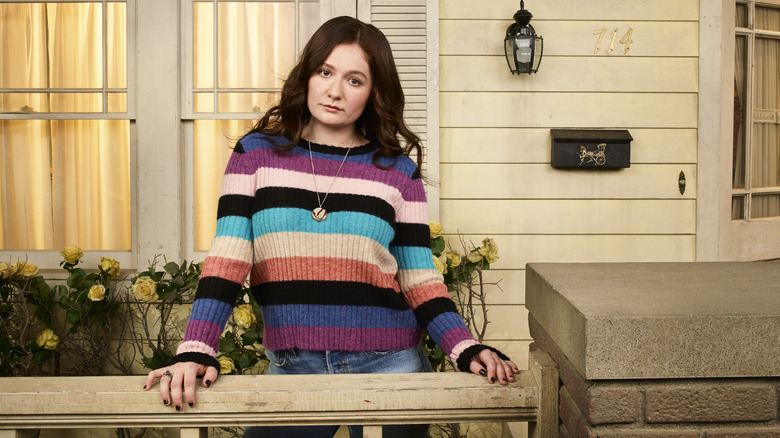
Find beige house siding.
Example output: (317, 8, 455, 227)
(438, 0, 699, 366)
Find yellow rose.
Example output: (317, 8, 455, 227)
(99, 257, 120, 278)
(429, 221, 443, 239)
(467, 249, 483, 264)
(36, 329, 60, 350)
(60, 244, 84, 264)
(0, 261, 12, 279)
(18, 262, 39, 278)
(88, 284, 106, 301)
(478, 238, 499, 263)
(446, 252, 462, 268)
(218, 356, 235, 374)
(432, 254, 446, 275)
(132, 276, 157, 303)
(233, 304, 256, 329)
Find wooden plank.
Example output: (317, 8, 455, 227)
(439, 164, 697, 199)
(452, 234, 696, 269)
(440, 128, 698, 165)
(440, 56, 699, 93)
(0, 373, 540, 429)
(440, 20, 698, 57)
(440, 92, 697, 129)
(439, 199, 697, 234)
(441, 0, 699, 21)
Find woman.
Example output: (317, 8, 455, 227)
(144, 16, 518, 437)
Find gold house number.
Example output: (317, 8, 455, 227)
(594, 27, 634, 54)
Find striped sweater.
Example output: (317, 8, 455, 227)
(174, 133, 482, 370)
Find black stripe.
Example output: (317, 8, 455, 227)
(391, 223, 430, 247)
(233, 141, 245, 154)
(252, 281, 409, 310)
(217, 194, 254, 219)
(253, 187, 395, 225)
(412, 297, 459, 328)
(195, 276, 243, 304)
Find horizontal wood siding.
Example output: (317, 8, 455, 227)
(439, 0, 699, 369)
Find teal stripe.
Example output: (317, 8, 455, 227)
(215, 216, 253, 241)
(253, 208, 395, 247)
(391, 246, 436, 270)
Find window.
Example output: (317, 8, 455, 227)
(733, 0, 780, 220)
(0, 1, 132, 251)
(183, 0, 320, 252)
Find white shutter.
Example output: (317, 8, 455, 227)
(369, 0, 440, 218)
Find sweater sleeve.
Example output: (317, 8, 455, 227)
(390, 168, 488, 370)
(168, 141, 256, 371)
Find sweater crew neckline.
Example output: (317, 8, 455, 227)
(305, 139, 378, 157)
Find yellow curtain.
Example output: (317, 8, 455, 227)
(752, 7, 780, 217)
(0, 3, 130, 250)
(193, 3, 302, 251)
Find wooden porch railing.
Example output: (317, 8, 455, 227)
(0, 351, 558, 438)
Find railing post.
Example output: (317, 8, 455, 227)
(528, 350, 559, 438)
(363, 425, 383, 437)
(180, 427, 207, 438)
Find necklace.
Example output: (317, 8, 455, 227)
(307, 134, 355, 221)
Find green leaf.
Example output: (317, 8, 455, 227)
(66, 308, 81, 324)
(164, 261, 180, 276)
(431, 237, 445, 255)
(241, 331, 259, 346)
(31, 348, 52, 365)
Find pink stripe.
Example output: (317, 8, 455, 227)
(263, 326, 422, 352)
(202, 255, 252, 284)
(262, 168, 402, 205)
(448, 339, 480, 364)
(438, 327, 476, 357)
(404, 282, 448, 309)
(176, 340, 217, 358)
(254, 257, 399, 290)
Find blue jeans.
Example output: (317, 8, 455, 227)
(243, 345, 432, 438)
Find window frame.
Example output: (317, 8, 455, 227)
(0, 0, 137, 270)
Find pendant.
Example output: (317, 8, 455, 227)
(312, 207, 327, 221)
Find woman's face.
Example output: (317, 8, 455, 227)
(307, 43, 373, 138)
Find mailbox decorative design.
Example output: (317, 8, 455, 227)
(551, 129, 632, 169)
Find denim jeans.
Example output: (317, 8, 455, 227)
(243, 345, 432, 438)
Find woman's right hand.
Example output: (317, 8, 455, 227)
(143, 361, 219, 411)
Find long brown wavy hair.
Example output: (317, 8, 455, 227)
(246, 16, 423, 169)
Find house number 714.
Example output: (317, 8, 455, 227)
(593, 27, 633, 54)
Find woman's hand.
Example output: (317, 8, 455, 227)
(143, 361, 219, 410)
(469, 349, 520, 385)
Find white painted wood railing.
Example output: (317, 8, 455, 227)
(0, 351, 558, 438)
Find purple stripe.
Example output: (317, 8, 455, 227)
(438, 327, 474, 357)
(263, 326, 423, 352)
(182, 319, 223, 352)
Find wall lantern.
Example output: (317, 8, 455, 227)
(504, 1, 543, 74)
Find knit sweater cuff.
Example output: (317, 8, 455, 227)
(162, 352, 221, 373)
(455, 345, 511, 372)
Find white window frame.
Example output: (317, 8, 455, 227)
(0, 0, 137, 270)
(697, 0, 780, 261)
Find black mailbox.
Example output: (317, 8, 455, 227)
(550, 129, 632, 169)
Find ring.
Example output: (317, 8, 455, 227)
(162, 370, 173, 379)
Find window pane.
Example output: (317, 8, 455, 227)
(736, 3, 749, 28)
(751, 37, 780, 189)
(751, 194, 780, 218)
(218, 92, 280, 113)
(733, 35, 748, 189)
(107, 92, 127, 113)
(217, 2, 297, 89)
(756, 5, 780, 31)
(194, 1, 215, 89)
(0, 93, 103, 113)
(193, 120, 254, 251)
(107, 2, 127, 89)
(0, 120, 131, 250)
(732, 195, 746, 220)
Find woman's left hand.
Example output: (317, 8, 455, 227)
(470, 349, 520, 385)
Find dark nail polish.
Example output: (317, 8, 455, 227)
(175, 405, 181, 411)
(188, 402, 194, 407)
(143, 385, 147, 390)
(205, 380, 211, 387)
(479, 369, 487, 377)
(489, 377, 494, 384)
